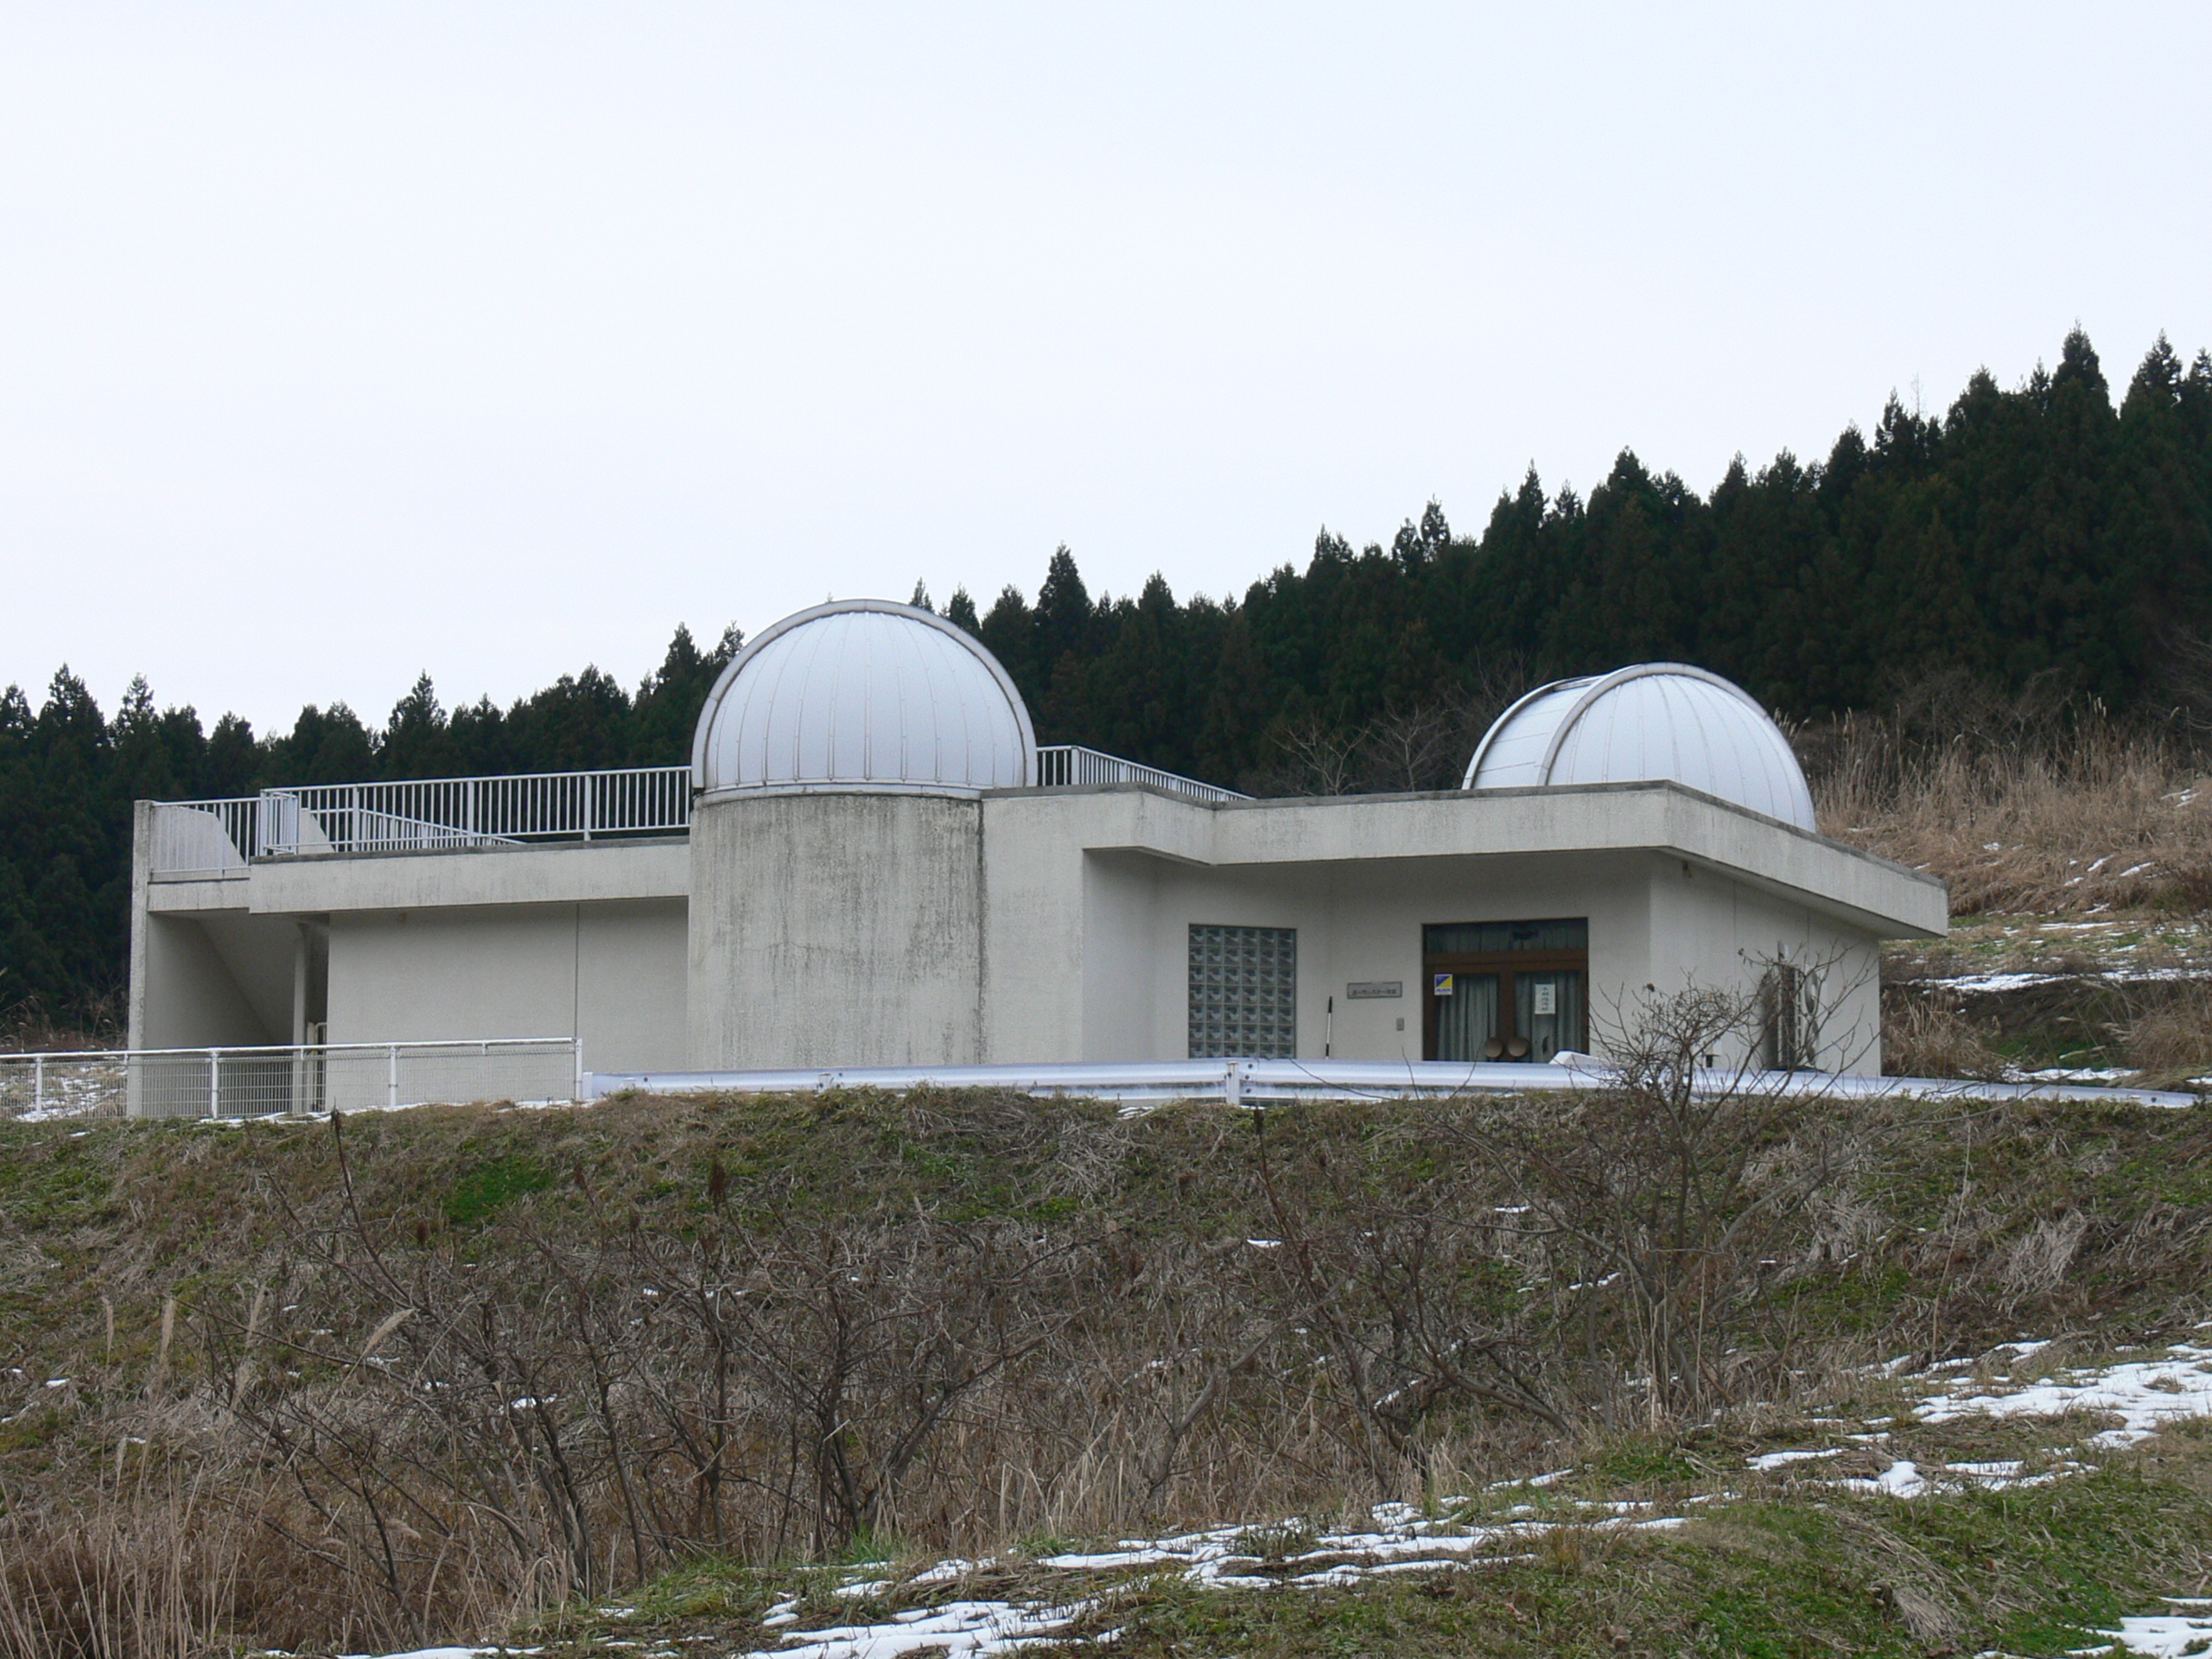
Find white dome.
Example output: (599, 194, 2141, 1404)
(691, 600, 1038, 797)
(1463, 664, 1815, 831)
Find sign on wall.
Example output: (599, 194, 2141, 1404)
(1433, 972, 1454, 997)
(1345, 981, 1402, 1000)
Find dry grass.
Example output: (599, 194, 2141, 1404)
(2117, 981, 2212, 1084)
(1879, 992, 2012, 1080)
(1798, 677, 2212, 915)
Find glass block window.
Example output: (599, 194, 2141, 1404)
(1187, 925, 1298, 1058)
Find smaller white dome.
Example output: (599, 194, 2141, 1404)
(692, 600, 1037, 797)
(1464, 664, 1815, 831)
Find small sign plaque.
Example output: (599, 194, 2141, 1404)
(1532, 981, 1558, 1015)
(1433, 972, 1455, 998)
(1345, 981, 1402, 1000)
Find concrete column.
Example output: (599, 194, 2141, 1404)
(289, 923, 310, 1113)
(688, 791, 984, 1069)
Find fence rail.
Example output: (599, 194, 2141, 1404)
(1034, 745, 1248, 804)
(0, 1039, 582, 1120)
(260, 767, 692, 855)
(149, 767, 693, 874)
(147, 753, 1242, 876)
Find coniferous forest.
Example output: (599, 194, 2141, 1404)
(6, 329, 2212, 1031)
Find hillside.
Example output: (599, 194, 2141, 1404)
(3, 1080, 2209, 1657)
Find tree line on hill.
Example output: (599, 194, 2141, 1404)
(5, 328, 2210, 1032)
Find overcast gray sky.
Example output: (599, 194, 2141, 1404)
(3, 3, 2206, 734)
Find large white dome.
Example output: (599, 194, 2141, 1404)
(1463, 664, 1815, 831)
(691, 600, 1038, 797)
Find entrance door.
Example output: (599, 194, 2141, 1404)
(1421, 918, 1588, 1062)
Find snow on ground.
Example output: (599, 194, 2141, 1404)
(1940, 966, 2204, 996)
(747, 1599, 1099, 1659)
(350, 1332, 2212, 1659)
(2068, 1599, 2212, 1657)
(1918, 1342, 2212, 1450)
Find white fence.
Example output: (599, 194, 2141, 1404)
(148, 753, 1243, 877)
(149, 796, 263, 877)
(1034, 745, 1249, 804)
(1, 1039, 583, 1121)
(150, 767, 693, 874)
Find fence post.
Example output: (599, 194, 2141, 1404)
(209, 1048, 221, 1118)
(388, 1044, 399, 1111)
(32, 1055, 43, 1114)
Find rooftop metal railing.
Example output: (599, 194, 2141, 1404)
(149, 766, 693, 874)
(146, 752, 1242, 875)
(258, 768, 693, 855)
(149, 797, 263, 877)
(1033, 745, 1249, 804)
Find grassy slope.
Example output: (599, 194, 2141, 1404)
(534, 1462, 2212, 1659)
(3, 1091, 2211, 1656)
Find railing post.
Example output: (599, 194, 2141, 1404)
(32, 1055, 43, 1113)
(209, 1048, 220, 1118)
(388, 1044, 399, 1111)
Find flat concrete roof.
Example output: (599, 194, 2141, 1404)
(145, 779, 1945, 939)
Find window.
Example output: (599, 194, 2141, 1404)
(1188, 925, 1297, 1058)
(1423, 918, 1587, 1063)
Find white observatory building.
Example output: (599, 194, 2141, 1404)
(129, 599, 1945, 1096)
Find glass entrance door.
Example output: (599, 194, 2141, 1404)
(1421, 918, 1589, 1062)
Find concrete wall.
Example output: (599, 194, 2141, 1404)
(1059, 847, 1651, 1064)
(136, 914, 284, 1049)
(689, 791, 984, 1069)
(1645, 858, 1883, 1070)
(327, 898, 687, 1072)
(250, 837, 690, 914)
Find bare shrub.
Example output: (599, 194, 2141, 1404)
(1448, 977, 1882, 1427)
(1245, 1107, 1567, 1486)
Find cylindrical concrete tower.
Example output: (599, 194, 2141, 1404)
(685, 599, 1038, 1070)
